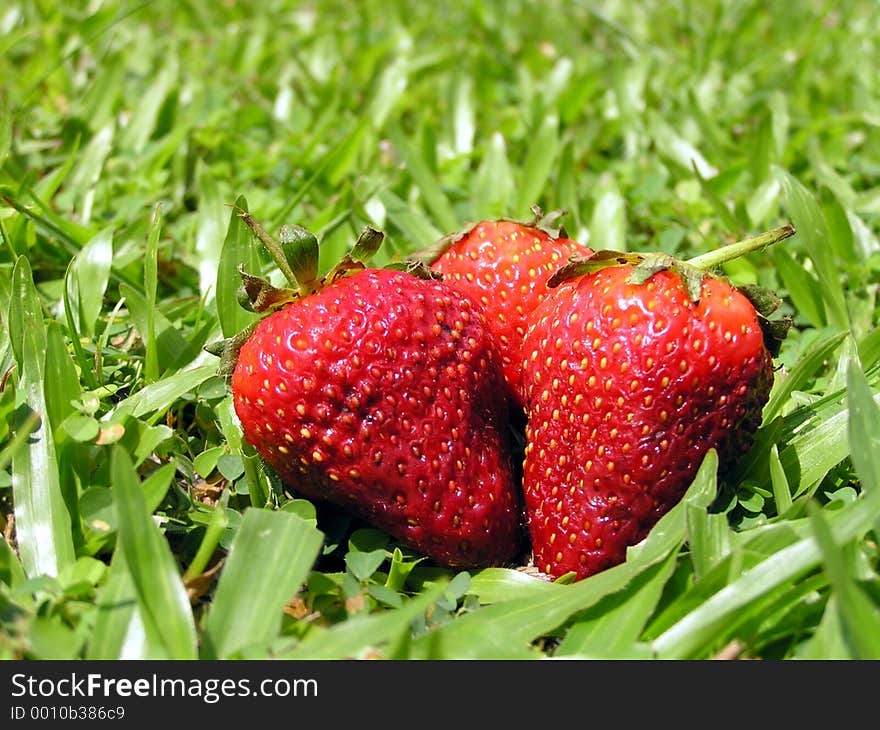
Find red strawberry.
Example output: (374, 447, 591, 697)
(229, 258, 522, 568)
(426, 213, 591, 408)
(520, 230, 794, 580)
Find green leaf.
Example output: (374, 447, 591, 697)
(450, 74, 475, 156)
(203, 508, 324, 659)
(182, 506, 228, 582)
(111, 417, 172, 468)
(781, 390, 879, 499)
(118, 61, 176, 153)
(0, 98, 10, 167)
(8, 256, 47, 372)
(26, 616, 83, 659)
(280, 499, 317, 526)
(67, 123, 115, 209)
(111, 447, 197, 659)
(650, 113, 716, 179)
(346, 549, 388, 582)
(44, 322, 82, 432)
(80, 487, 115, 533)
(280, 580, 446, 660)
(349, 226, 384, 264)
(61, 414, 100, 443)
(216, 196, 260, 338)
(193, 446, 225, 478)
(466, 568, 563, 604)
(142, 463, 175, 514)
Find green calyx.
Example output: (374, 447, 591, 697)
(205, 212, 387, 376)
(205, 209, 440, 376)
(548, 225, 796, 301)
(546, 224, 797, 355)
(524, 204, 570, 240)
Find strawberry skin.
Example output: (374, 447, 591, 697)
(521, 266, 773, 580)
(231, 267, 522, 568)
(431, 220, 590, 407)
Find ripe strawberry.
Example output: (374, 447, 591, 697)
(520, 230, 794, 580)
(222, 221, 522, 569)
(425, 212, 591, 408)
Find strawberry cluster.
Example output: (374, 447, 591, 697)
(212, 208, 793, 582)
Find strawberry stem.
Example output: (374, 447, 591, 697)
(685, 225, 796, 271)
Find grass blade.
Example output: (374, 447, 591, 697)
(775, 167, 849, 330)
(652, 486, 880, 658)
(555, 552, 678, 657)
(378, 189, 443, 249)
(118, 62, 176, 153)
(771, 247, 826, 329)
(87, 552, 158, 660)
(111, 447, 197, 659)
(846, 359, 880, 494)
(0, 537, 25, 588)
(194, 161, 227, 303)
(685, 452, 730, 581)
(472, 132, 513, 219)
(467, 568, 563, 604)
(216, 196, 260, 338)
(769, 444, 793, 516)
(514, 113, 560, 215)
(71, 227, 113, 337)
(203, 508, 324, 659)
(143, 208, 162, 382)
(794, 595, 850, 659)
(10, 257, 75, 578)
(112, 364, 216, 421)
(119, 283, 194, 375)
(763, 330, 847, 422)
(808, 502, 880, 659)
(782, 392, 880, 499)
(589, 174, 627, 251)
(388, 124, 459, 233)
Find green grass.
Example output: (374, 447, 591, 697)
(1, 0, 879, 660)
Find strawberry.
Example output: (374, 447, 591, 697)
(520, 228, 795, 580)
(423, 211, 591, 408)
(214, 214, 522, 568)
